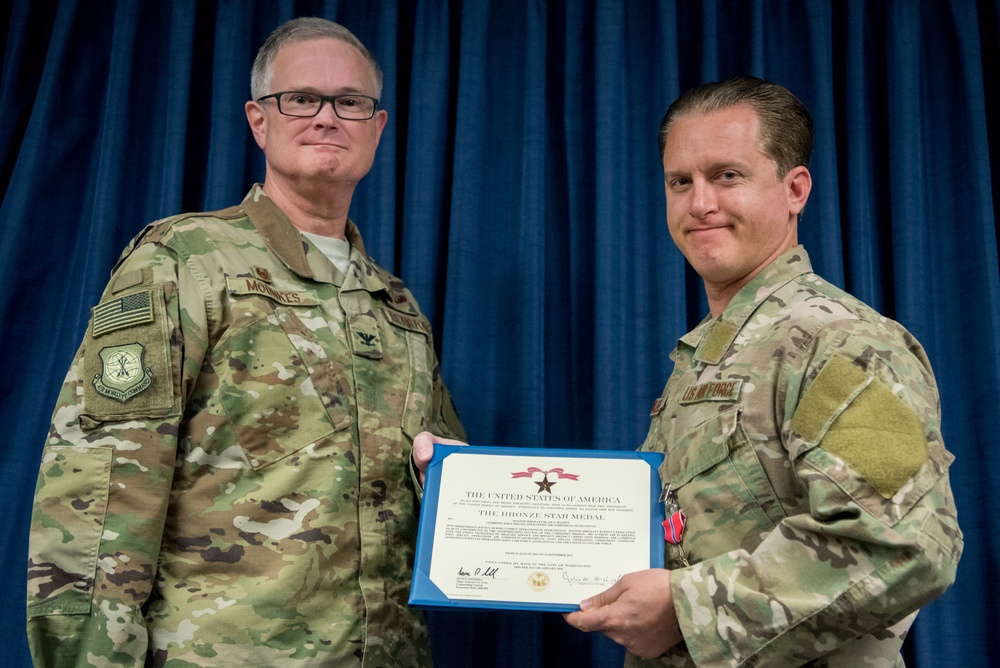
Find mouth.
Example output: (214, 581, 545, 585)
(687, 224, 731, 236)
(303, 137, 349, 148)
(307, 142, 348, 149)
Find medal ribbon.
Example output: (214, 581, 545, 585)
(662, 510, 686, 544)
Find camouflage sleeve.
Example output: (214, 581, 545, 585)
(26, 241, 207, 667)
(672, 321, 962, 666)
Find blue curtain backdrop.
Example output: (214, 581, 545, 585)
(1, 0, 997, 666)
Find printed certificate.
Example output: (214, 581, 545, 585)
(408, 446, 665, 612)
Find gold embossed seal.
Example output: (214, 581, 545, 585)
(527, 572, 550, 592)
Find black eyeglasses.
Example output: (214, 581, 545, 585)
(256, 91, 379, 120)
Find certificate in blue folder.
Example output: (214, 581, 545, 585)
(408, 445, 666, 612)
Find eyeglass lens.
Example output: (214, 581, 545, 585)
(277, 92, 375, 119)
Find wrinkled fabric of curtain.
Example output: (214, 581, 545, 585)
(1, 1, 996, 666)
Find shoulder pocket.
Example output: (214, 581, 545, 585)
(792, 354, 939, 524)
(83, 285, 178, 420)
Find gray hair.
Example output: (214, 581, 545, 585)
(250, 17, 383, 101)
(657, 76, 813, 178)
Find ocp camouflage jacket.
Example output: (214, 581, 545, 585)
(634, 247, 961, 667)
(27, 185, 465, 667)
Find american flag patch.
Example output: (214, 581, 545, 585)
(92, 289, 154, 337)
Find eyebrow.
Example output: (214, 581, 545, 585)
(280, 86, 369, 95)
(705, 160, 748, 173)
(664, 160, 749, 180)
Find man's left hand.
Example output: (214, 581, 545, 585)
(563, 569, 683, 659)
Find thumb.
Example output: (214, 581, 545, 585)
(579, 579, 625, 612)
(413, 441, 433, 466)
(411, 432, 436, 470)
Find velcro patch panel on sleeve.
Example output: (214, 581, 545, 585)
(84, 284, 174, 416)
(792, 355, 927, 498)
(792, 355, 871, 444)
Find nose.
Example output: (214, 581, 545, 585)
(312, 99, 342, 128)
(688, 179, 717, 219)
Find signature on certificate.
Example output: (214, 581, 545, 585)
(457, 566, 500, 578)
(562, 571, 620, 586)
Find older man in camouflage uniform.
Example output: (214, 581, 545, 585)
(565, 76, 962, 666)
(26, 17, 464, 668)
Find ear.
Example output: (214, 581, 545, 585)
(245, 100, 267, 150)
(372, 109, 388, 147)
(786, 165, 812, 217)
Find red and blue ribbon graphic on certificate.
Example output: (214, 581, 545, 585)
(511, 467, 580, 494)
(510, 467, 580, 481)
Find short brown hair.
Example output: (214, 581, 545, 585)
(657, 76, 813, 177)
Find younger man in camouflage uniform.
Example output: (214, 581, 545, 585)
(27, 18, 463, 667)
(565, 76, 962, 666)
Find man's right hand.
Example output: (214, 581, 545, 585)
(563, 568, 682, 659)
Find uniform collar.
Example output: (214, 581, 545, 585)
(680, 246, 813, 364)
(240, 184, 389, 294)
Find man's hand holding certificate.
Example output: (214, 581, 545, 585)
(409, 445, 665, 612)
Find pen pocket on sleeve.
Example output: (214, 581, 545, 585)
(27, 445, 113, 616)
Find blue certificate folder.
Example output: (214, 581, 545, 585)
(408, 445, 665, 613)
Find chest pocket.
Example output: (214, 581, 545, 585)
(210, 297, 349, 469)
(666, 405, 783, 563)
